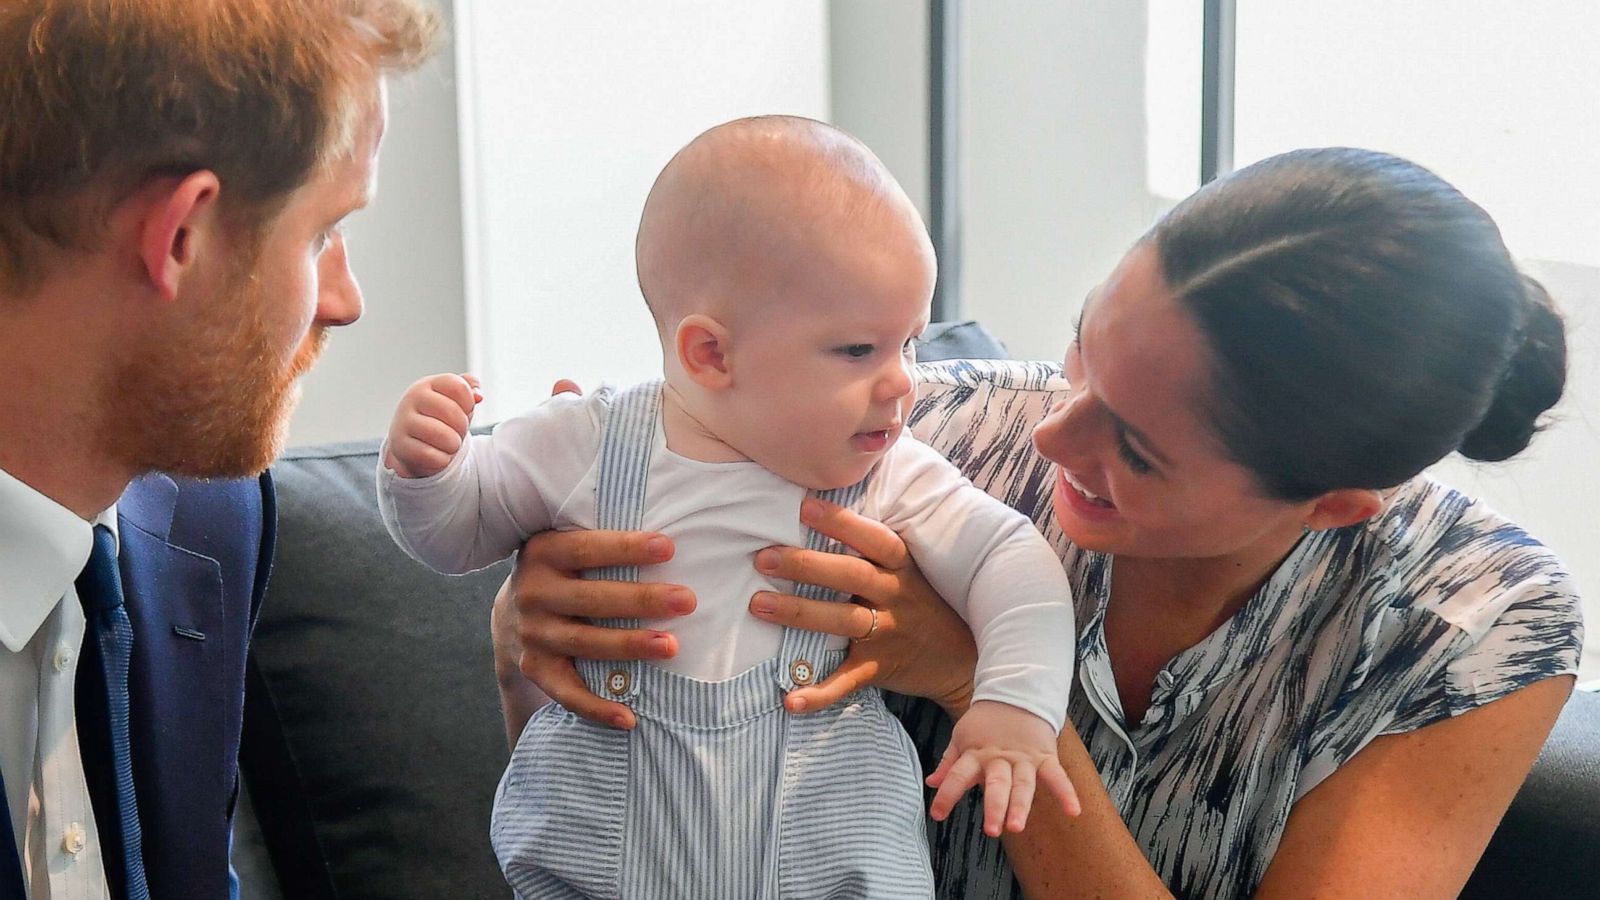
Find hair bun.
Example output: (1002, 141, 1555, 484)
(1457, 275, 1568, 461)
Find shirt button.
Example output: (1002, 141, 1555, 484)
(62, 822, 86, 855)
(790, 659, 815, 685)
(53, 642, 74, 672)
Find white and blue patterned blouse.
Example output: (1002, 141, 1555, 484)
(894, 359, 1585, 900)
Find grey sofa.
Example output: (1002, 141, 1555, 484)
(239, 322, 1599, 899)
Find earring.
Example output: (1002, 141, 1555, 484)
(1301, 523, 1312, 535)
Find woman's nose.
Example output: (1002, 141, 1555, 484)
(1032, 393, 1097, 462)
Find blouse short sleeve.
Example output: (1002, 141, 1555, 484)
(1383, 525, 1584, 734)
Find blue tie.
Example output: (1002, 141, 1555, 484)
(75, 524, 151, 900)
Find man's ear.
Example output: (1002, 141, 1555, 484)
(137, 171, 223, 302)
(1304, 487, 1385, 531)
(675, 313, 733, 390)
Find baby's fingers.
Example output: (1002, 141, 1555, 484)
(1004, 762, 1038, 834)
(429, 372, 481, 417)
(1039, 756, 1082, 818)
(926, 736, 961, 789)
(982, 758, 1014, 837)
(927, 752, 983, 822)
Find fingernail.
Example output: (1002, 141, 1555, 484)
(645, 536, 672, 561)
(750, 592, 776, 614)
(610, 713, 630, 729)
(789, 695, 807, 712)
(754, 548, 779, 573)
(649, 634, 673, 656)
(799, 499, 821, 524)
(666, 589, 694, 614)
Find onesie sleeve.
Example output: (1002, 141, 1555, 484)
(870, 436, 1076, 732)
(376, 391, 603, 575)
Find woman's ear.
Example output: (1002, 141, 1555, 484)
(676, 313, 734, 390)
(1304, 488, 1385, 531)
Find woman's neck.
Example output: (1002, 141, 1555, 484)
(1103, 523, 1307, 725)
(1113, 522, 1306, 630)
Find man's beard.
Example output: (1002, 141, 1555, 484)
(103, 259, 327, 479)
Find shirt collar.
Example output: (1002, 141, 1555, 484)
(0, 465, 118, 652)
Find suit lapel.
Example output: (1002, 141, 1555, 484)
(111, 476, 228, 876)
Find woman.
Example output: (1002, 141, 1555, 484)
(496, 148, 1582, 897)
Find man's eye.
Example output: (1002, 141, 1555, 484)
(315, 224, 345, 254)
(838, 344, 874, 359)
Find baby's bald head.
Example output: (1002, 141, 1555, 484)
(636, 116, 929, 333)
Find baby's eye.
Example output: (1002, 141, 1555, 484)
(837, 344, 874, 359)
(901, 336, 916, 354)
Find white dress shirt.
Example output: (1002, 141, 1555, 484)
(0, 465, 113, 899)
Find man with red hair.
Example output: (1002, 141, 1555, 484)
(0, 2, 439, 896)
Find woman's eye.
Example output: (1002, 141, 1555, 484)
(1116, 432, 1154, 475)
(838, 344, 874, 359)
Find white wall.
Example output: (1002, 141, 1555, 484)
(288, 0, 468, 447)
(455, 1, 830, 422)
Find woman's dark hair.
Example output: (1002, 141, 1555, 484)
(1150, 148, 1566, 501)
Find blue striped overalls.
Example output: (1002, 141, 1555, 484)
(490, 381, 935, 899)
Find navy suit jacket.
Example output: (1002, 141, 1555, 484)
(0, 473, 276, 899)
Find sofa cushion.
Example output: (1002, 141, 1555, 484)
(243, 438, 514, 899)
(1460, 687, 1600, 899)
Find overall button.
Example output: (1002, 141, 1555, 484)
(53, 642, 74, 672)
(790, 659, 815, 685)
(62, 822, 86, 855)
(605, 669, 631, 696)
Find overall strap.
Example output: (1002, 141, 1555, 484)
(773, 477, 872, 692)
(0, 761, 23, 895)
(574, 379, 663, 706)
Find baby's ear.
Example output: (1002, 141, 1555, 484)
(676, 314, 733, 390)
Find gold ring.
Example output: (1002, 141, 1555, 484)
(857, 606, 879, 642)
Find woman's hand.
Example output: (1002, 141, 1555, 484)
(746, 497, 978, 717)
(500, 528, 696, 730)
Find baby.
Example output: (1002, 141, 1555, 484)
(378, 116, 1076, 899)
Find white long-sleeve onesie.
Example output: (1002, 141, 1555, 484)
(378, 389, 1074, 730)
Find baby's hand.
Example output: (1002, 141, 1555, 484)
(384, 373, 484, 478)
(925, 700, 1079, 836)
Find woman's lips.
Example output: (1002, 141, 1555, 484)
(1057, 467, 1119, 519)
